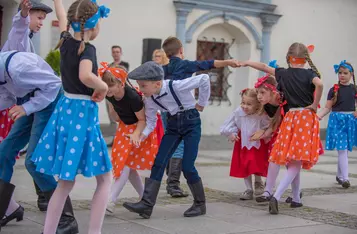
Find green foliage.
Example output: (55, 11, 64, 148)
(45, 50, 61, 76)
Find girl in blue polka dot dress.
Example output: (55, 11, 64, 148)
(318, 61, 357, 189)
(31, 0, 112, 233)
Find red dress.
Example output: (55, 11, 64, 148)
(230, 133, 269, 178)
(0, 109, 13, 142)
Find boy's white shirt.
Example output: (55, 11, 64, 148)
(142, 74, 211, 137)
(2, 11, 35, 53)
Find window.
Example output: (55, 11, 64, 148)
(196, 40, 232, 103)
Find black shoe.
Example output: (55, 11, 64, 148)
(256, 191, 271, 203)
(290, 201, 303, 208)
(336, 176, 343, 185)
(43, 191, 79, 234)
(342, 180, 351, 189)
(1, 205, 24, 227)
(123, 178, 161, 219)
(285, 191, 303, 203)
(269, 197, 279, 214)
(183, 179, 206, 217)
(0, 180, 16, 232)
(34, 181, 48, 212)
(166, 158, 189, 198)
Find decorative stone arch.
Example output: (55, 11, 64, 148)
(173, 0, 282, 64)
(186, 11, 263, 50)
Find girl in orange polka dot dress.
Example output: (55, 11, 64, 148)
(98, 63, 159, 213)
(240, 42, 324, 214)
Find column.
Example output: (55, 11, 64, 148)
(175, 8, 191, 48)
(259, 13, 280, 65)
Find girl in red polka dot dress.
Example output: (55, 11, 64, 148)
(240, 42, 324, 214)
(99, 63, 159, 213)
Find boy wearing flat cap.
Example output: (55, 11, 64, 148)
(123, 61, 210, 219)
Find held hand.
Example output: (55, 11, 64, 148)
(125, 133, 141, 147)
(305, 103, 318, 113)
(317, 114, 323, 121)
(227, 59, 241, 68)
(353, 111, 357, 118)
(228, 133, 239, 143)
(91, 85, 108, 102)
(250, 129, 266, 141)
(9, 105, 26, 121)
(20, 0, 32, 18)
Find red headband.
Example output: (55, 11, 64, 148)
(254, 75, 277, 92)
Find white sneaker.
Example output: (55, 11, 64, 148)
(106, 201, 116, 213)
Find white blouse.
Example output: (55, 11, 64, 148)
(220, 107, 270, 150)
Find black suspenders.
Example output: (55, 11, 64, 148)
(151, 80, 184, 113)
(0, 51, 19, 85)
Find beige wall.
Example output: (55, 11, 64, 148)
(270, 0, 357, 127)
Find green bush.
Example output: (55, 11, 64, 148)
(45, 50, 61, 76)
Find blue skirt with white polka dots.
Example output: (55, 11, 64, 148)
(325, 112, 357, 152)
(32, 93, 112, 181)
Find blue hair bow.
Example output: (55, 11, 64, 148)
(71, 1, 110, 33)
(334, 60, 353, 73)
(268, 60, 278, 68)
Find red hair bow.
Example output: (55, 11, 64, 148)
(254, 75, 277, 92)
(333, 84, 339, 93)
(98, 62, 128, 84)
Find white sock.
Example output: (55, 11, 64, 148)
(254, 175, 263, 184)
(110, 166, 130, 203)
(43, 180, 75, 234)
(88, 173, 112, 234)
(263, 162, 280, 197)
(338, 150, 349, 181)
(273, 161, 302, 201)
(5, 196, 20, 216)
(128, 169, 144, 199)
(244, 176, 253, 190)
(291, 170, 301, 203)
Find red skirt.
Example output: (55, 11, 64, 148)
(230, 137, 269, 178)
(0, 109, 13, 142)
(155, 113, 164, 146)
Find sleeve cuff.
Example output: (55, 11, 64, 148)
(21, 102, 34, 116)
(142, 127, 152, 138)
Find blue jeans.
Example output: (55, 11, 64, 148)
(150, 109, 201, 184)
(161, 112, 184, 159)
(0, 91, 62, 192)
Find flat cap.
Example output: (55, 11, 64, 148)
(19, 0, 53, 14)
(128, 61, 164, 81)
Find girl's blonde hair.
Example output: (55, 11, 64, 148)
(152, 49, 169, 65)
(241, 88, 262, 114)
(55, 0, 98, 55)
(286, 42, 321, 78)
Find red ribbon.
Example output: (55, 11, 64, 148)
(280, 100, 287, 116)
(254, 75, 277, 92)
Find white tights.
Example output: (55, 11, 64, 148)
(273, 161, 302, 203)
(110, 166, 144, 203)
(337, 150, 349, 181)
(43, 172, 112, 234)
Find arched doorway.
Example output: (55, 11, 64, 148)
(185, 21, 254, 135)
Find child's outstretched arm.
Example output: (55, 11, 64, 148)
(214, 59, 240, 68)
(126, 108, 147, 147)
(241, 61, 275, 76)
(317, 101, 332, 120)
(5, 0, 31, 50)
(53, 0, 67, 32)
